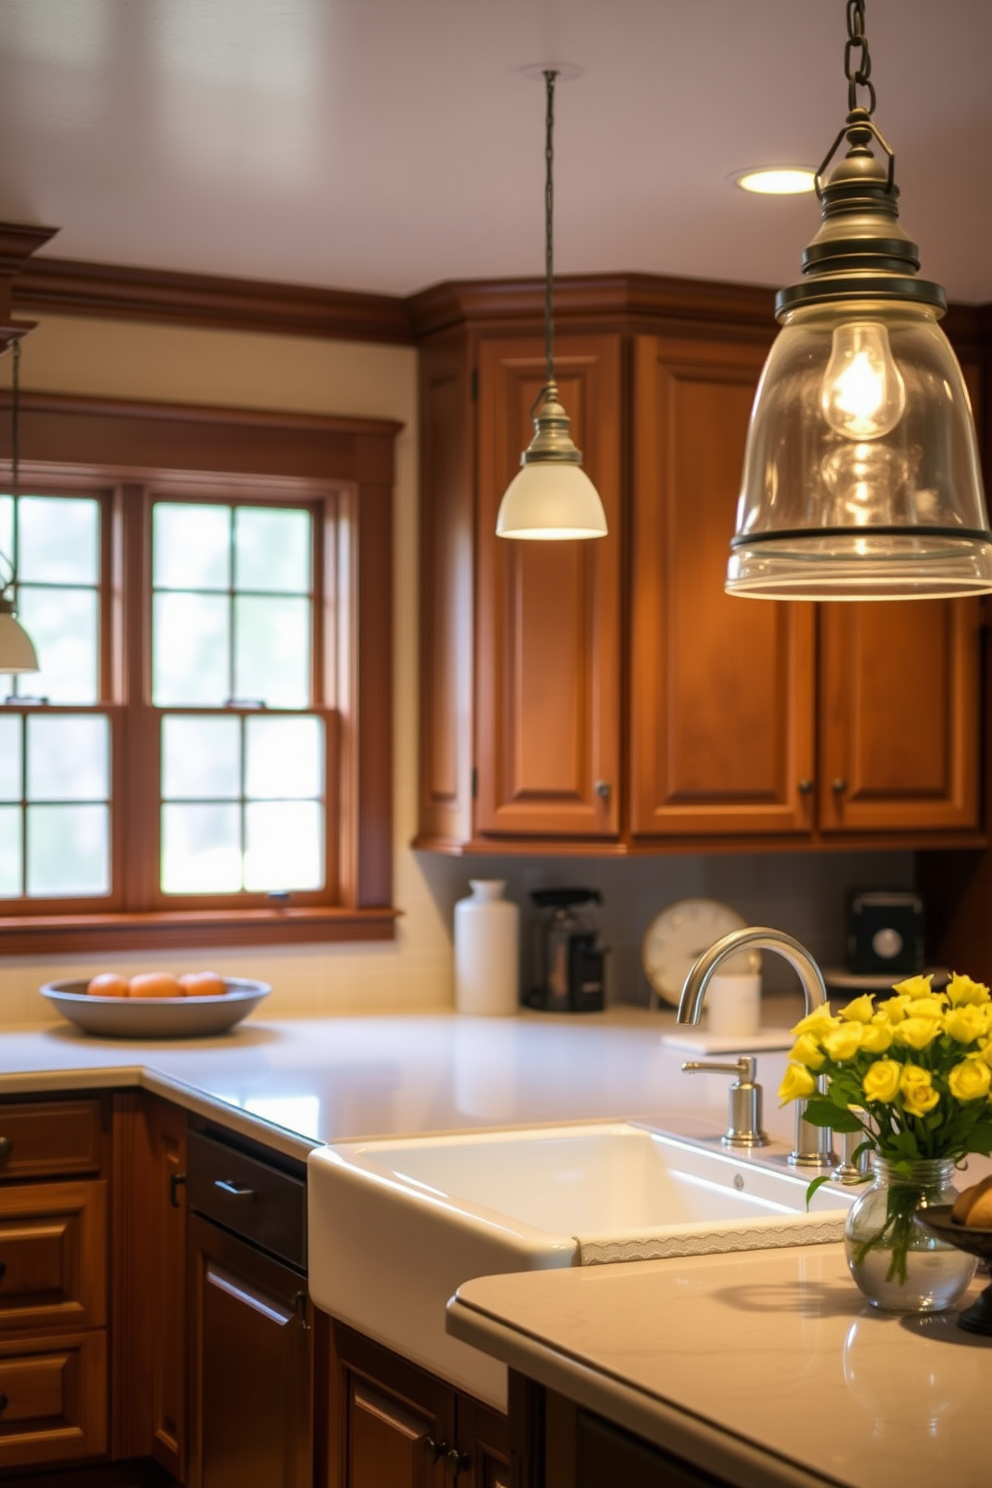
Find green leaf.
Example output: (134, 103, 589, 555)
(800, 1098, 838, 1128)
(805, 1175, 834, 1209)
(803, 1100, 864, 1133)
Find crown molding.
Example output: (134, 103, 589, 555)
(16, 253, 415, 345)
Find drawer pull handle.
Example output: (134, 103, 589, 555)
(214, 1179, 255, 1200)
(0, 1261, 6, 1283)
(0, 1136, 10, 1167)
(0, 1393, 7, 1416)
(170, 1172, 186, 1209)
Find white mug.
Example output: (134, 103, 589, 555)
(705, 972, 762, 1038)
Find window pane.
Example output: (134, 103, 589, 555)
(27, 715, 109, 802)
(153, 503, 230, 590)
(245, 801, 323, 891)
(246, 716, 322, 800)
(161, 802, 241, 893)
(235, 596, 310, 708)
(162, 715, 240, 799)
(235, 507, 311, 593)
(19, 497, 100, 585)
(18, 587, 99, 703)
(0, 715, 21, 799)
(153, 592, 229, 705)
(0, 804, 21, 896)
(27, 803, 109, 895)
(0, 495, 11, 566)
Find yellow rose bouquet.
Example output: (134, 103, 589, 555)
(779, 972, 992, 1294)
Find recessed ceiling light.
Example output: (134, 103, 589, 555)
(730, 167, 817, 196)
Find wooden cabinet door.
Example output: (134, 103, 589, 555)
(474, 333, 622, 839)
(330, 1324, 450, 1488)
(818, 599, 981, 834)
(111, 1092, 187, 1480)
(456, 1391, 511, 1488)
(629, 335, 816, 838)
(188, 1214, 311, 1488)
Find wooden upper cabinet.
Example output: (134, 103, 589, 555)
(418, 332, 475, 848)
(817, 599, 981, 834)
(474, 333, 623, 839)
(629, 335, 816, 838)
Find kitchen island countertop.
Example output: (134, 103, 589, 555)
(448, 1242, 992, 1488)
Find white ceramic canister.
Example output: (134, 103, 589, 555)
(453, 879, 520, 1016)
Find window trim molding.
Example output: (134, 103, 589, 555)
(0, 391, 398, 955)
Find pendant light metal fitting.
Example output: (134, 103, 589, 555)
(777, 2, 942, 316)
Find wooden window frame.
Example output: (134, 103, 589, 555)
(0, 390, 399, 955)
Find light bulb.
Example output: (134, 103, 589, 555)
(820, 321, 906, 440)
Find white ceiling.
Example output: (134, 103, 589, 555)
(1, 0, 991, 305)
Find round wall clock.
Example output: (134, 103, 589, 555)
(641, 897, 752, 1007)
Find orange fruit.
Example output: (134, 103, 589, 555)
(129, 972, 184, 999)
(87, 973, 130, 998)
(179, 972, 228, 998)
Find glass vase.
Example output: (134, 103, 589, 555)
(844, 1156, 976, 1312)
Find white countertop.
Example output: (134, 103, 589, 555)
(448, 1244, 992, 1488)
(0, 1005, 805, 1160)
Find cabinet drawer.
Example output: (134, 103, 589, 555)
(0, 1180, 107, 1333)
(187, 1131, 306, 1270)
(0, 1329, 107, 1470)
(0, 1100, 105, 1182)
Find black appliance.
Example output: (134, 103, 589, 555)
(525, 887, 606, 1013)
(846, 890, 925, 976)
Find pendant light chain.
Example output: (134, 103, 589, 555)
(844, 0, 876, 117)
(9, 340, 20, 588)
(543, 68, 557, 390)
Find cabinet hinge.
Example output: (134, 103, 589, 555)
(470, 368, 478, 401)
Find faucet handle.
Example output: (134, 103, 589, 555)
(681, 1057, 768, 1148)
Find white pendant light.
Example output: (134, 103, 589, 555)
(0, 340, 40, 674)
(495, 70, 608, 541)
(728, 0, 992, 600)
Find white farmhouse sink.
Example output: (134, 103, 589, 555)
(307, 1122, 853, 1408)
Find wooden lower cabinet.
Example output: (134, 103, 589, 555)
(329, 1323, 510, 1488)
(187, 1197, 311, 1488)
(0, 1096, 111, 1473)
(527, 1382, 739, 1488)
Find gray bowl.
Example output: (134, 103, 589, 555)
(40, 977, 271, 1039)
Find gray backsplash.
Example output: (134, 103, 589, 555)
(417, 849, 917, 1006)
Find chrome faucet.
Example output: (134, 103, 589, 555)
(677, 926, 836, 1167)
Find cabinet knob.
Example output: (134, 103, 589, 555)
(594, 780, 611, 800)
(169, 1172, 186, 1209)
(0, 1393, 7, 1416)
(423, 1435, 445, 1464)
(798, 779, 814, 795)
(445, 1446, 471, 1479)
(832, 778, 848, 794)
(0, 1136, 10, 1167)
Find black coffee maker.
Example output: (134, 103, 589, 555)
(525, 888, 606, 1013)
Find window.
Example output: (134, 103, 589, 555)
(0, 393, 397, 954)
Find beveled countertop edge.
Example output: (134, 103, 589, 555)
(0, 1054, 320, 1163)
(446, 1294, 844, 1488)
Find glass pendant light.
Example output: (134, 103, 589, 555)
(728, 0, 992, 600)
(0, 341, 40, 674)
(495, 70, 608, 540)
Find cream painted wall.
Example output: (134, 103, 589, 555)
(0, 315, 917, 1026)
